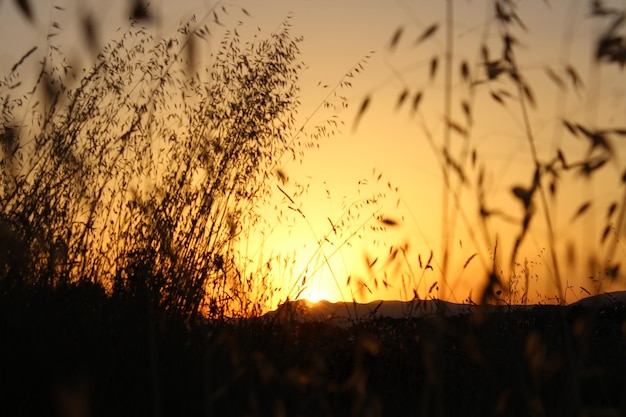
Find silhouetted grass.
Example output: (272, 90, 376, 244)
(354, 0, 626, 306)
(0, 7, 312, 319)
(2, 1, 626, 417)
(2, 281, 625, 417)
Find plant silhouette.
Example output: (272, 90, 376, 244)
(0, 9, 307, 319)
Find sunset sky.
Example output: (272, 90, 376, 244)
(2, 0, 625, 306)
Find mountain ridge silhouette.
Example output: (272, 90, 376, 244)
(265, 291, 626, 326)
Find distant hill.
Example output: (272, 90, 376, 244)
(265, 291, 626, 326)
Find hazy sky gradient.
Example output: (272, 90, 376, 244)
(2, 0, 625, 305)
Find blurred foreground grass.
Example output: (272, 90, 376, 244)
(1, 282, 625, 417)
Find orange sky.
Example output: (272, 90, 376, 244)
(1, 0, 625, 307)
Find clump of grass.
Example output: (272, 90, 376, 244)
(0, 7, 314, 319)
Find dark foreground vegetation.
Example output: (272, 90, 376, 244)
(1, 1, 626, 416)
(2, 283, 625, 417)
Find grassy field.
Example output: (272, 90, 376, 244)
(1, 2, 626, 416)
(2, 283, 625, 417)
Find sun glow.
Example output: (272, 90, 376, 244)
(300, 285, 332, 304)
(289, 250, 350, 304)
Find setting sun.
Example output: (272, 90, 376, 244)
(2, 1, 626, 416)
(300, 282, 333, 304)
